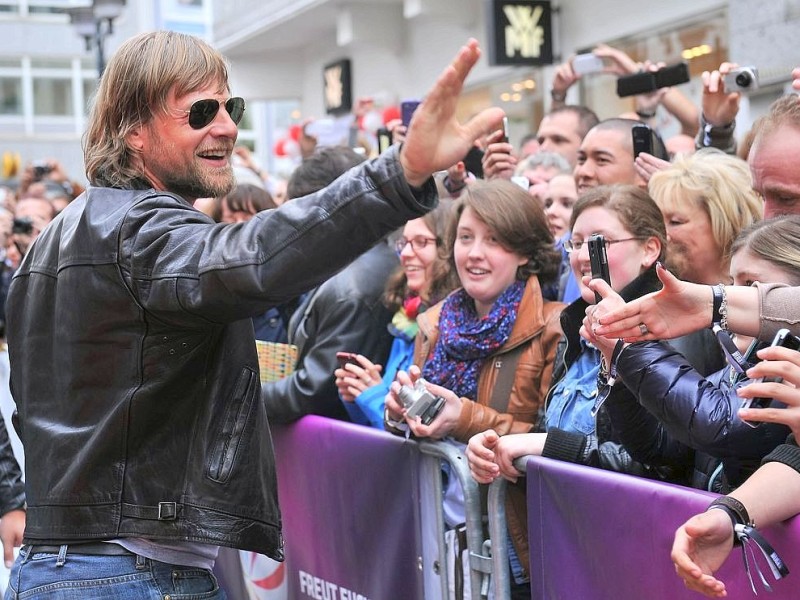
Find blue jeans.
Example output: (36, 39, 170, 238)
(5, 546, 225, 599)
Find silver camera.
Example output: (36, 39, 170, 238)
(723, 67, 759, 92)
(397, 378, 445, 425)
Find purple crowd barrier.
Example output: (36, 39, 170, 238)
(270, 416, 425, 599)
(525, 455, 800, 600)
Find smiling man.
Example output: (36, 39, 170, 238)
(574, 118, 645, 196)
(4, 31, 503, 598)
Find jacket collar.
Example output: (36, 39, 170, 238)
(417, 276, 553, 353)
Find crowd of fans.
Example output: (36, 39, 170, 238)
(3, 40, 800, 598)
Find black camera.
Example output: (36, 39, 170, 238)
(31, 161, 52, 181)
(12, 217, 33, 235)
(723, 67, 759, 92)
(397, 379, 445, 426)
(616, 62, 690, 97)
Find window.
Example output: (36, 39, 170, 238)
(33, 76, 72, 116)
(0, 77, 22, 115)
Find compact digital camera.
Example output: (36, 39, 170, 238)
(397, 379, 445, 425)
(723, 67, 759, 92)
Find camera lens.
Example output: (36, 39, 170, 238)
(735, 72, 752, 87)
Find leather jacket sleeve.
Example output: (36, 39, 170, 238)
(119, 146, 437, 324)
(615, 341, 790, 461)
(0, 413, 24, 516)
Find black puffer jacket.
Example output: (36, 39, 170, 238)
(609, 341, 791, 490)
(6, 147, 436, 557)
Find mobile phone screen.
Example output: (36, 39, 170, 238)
(336, 352, 358, 369)
(587, 234, 611, 304)
(632, 124, 654, 158)
(401, 100, 420, 128)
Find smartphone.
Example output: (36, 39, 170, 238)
(741, 329, 800, 423)
(336, 351, 359, 369)
(462, 146, 485, 179)
(573, 53, 605, 76)
(401, 100, 421, 128)
(723, 66, 759, 92)
(376, 128, 392, 153)
(632, 124, 655, 158)
(501, 116, 509, 143)
(587, 234, 611, 304)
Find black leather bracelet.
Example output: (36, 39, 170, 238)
(707, 496, 752, 546)
(708, 495, 751, 525)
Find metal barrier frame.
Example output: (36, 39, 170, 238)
(418, 440, 493, 600)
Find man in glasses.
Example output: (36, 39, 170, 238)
(3, 30, 503, 597)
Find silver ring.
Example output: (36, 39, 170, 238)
(639, 323, 649, 336)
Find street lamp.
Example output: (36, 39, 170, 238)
(65, 0, 127, 77)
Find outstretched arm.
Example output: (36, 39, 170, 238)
(672, 460, 800, 597)
(591, 264, 762, 342)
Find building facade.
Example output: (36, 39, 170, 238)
(213, 0, 800, 165)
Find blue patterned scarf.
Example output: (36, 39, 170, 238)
(422, 280, 525, 399)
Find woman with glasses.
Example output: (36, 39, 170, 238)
(581, 217, 800, 494)
(468, 185, 702, 487)
(334, 204, 458, 429)
(384, 179, 564, 597)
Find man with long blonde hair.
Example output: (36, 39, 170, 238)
(4, 30, 502, 597)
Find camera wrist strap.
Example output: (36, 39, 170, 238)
(735, 523, 790, 594)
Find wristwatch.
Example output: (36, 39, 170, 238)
(550, 88, 566, 102)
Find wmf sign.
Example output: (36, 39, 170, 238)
(323, 58, 352, 115)
(487, 0, 553, 66)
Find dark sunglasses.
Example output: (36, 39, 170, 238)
(184, 97, 245, 129)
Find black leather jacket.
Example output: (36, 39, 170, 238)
(263, 241, 396, 423)
(0, 413, 23, 517)
(5, 148, 436, 557)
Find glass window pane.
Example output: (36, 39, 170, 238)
(33, 78, 73, 116)
(30, 58, 70, 70)
(0, 77, 22, 115)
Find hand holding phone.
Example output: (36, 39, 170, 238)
(572, 53, 605, 76)
(587, 234, 611, 304)
(741, 328, 800, 426)
(336, 351, 359, 369)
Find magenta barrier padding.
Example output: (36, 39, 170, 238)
(525, 455, 800, 600)
(271, 416, 424, 599)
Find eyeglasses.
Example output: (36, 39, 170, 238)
(395, 236, 437, 255)
(182, 97, 246, 129)
(563, 236, 645, 254)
